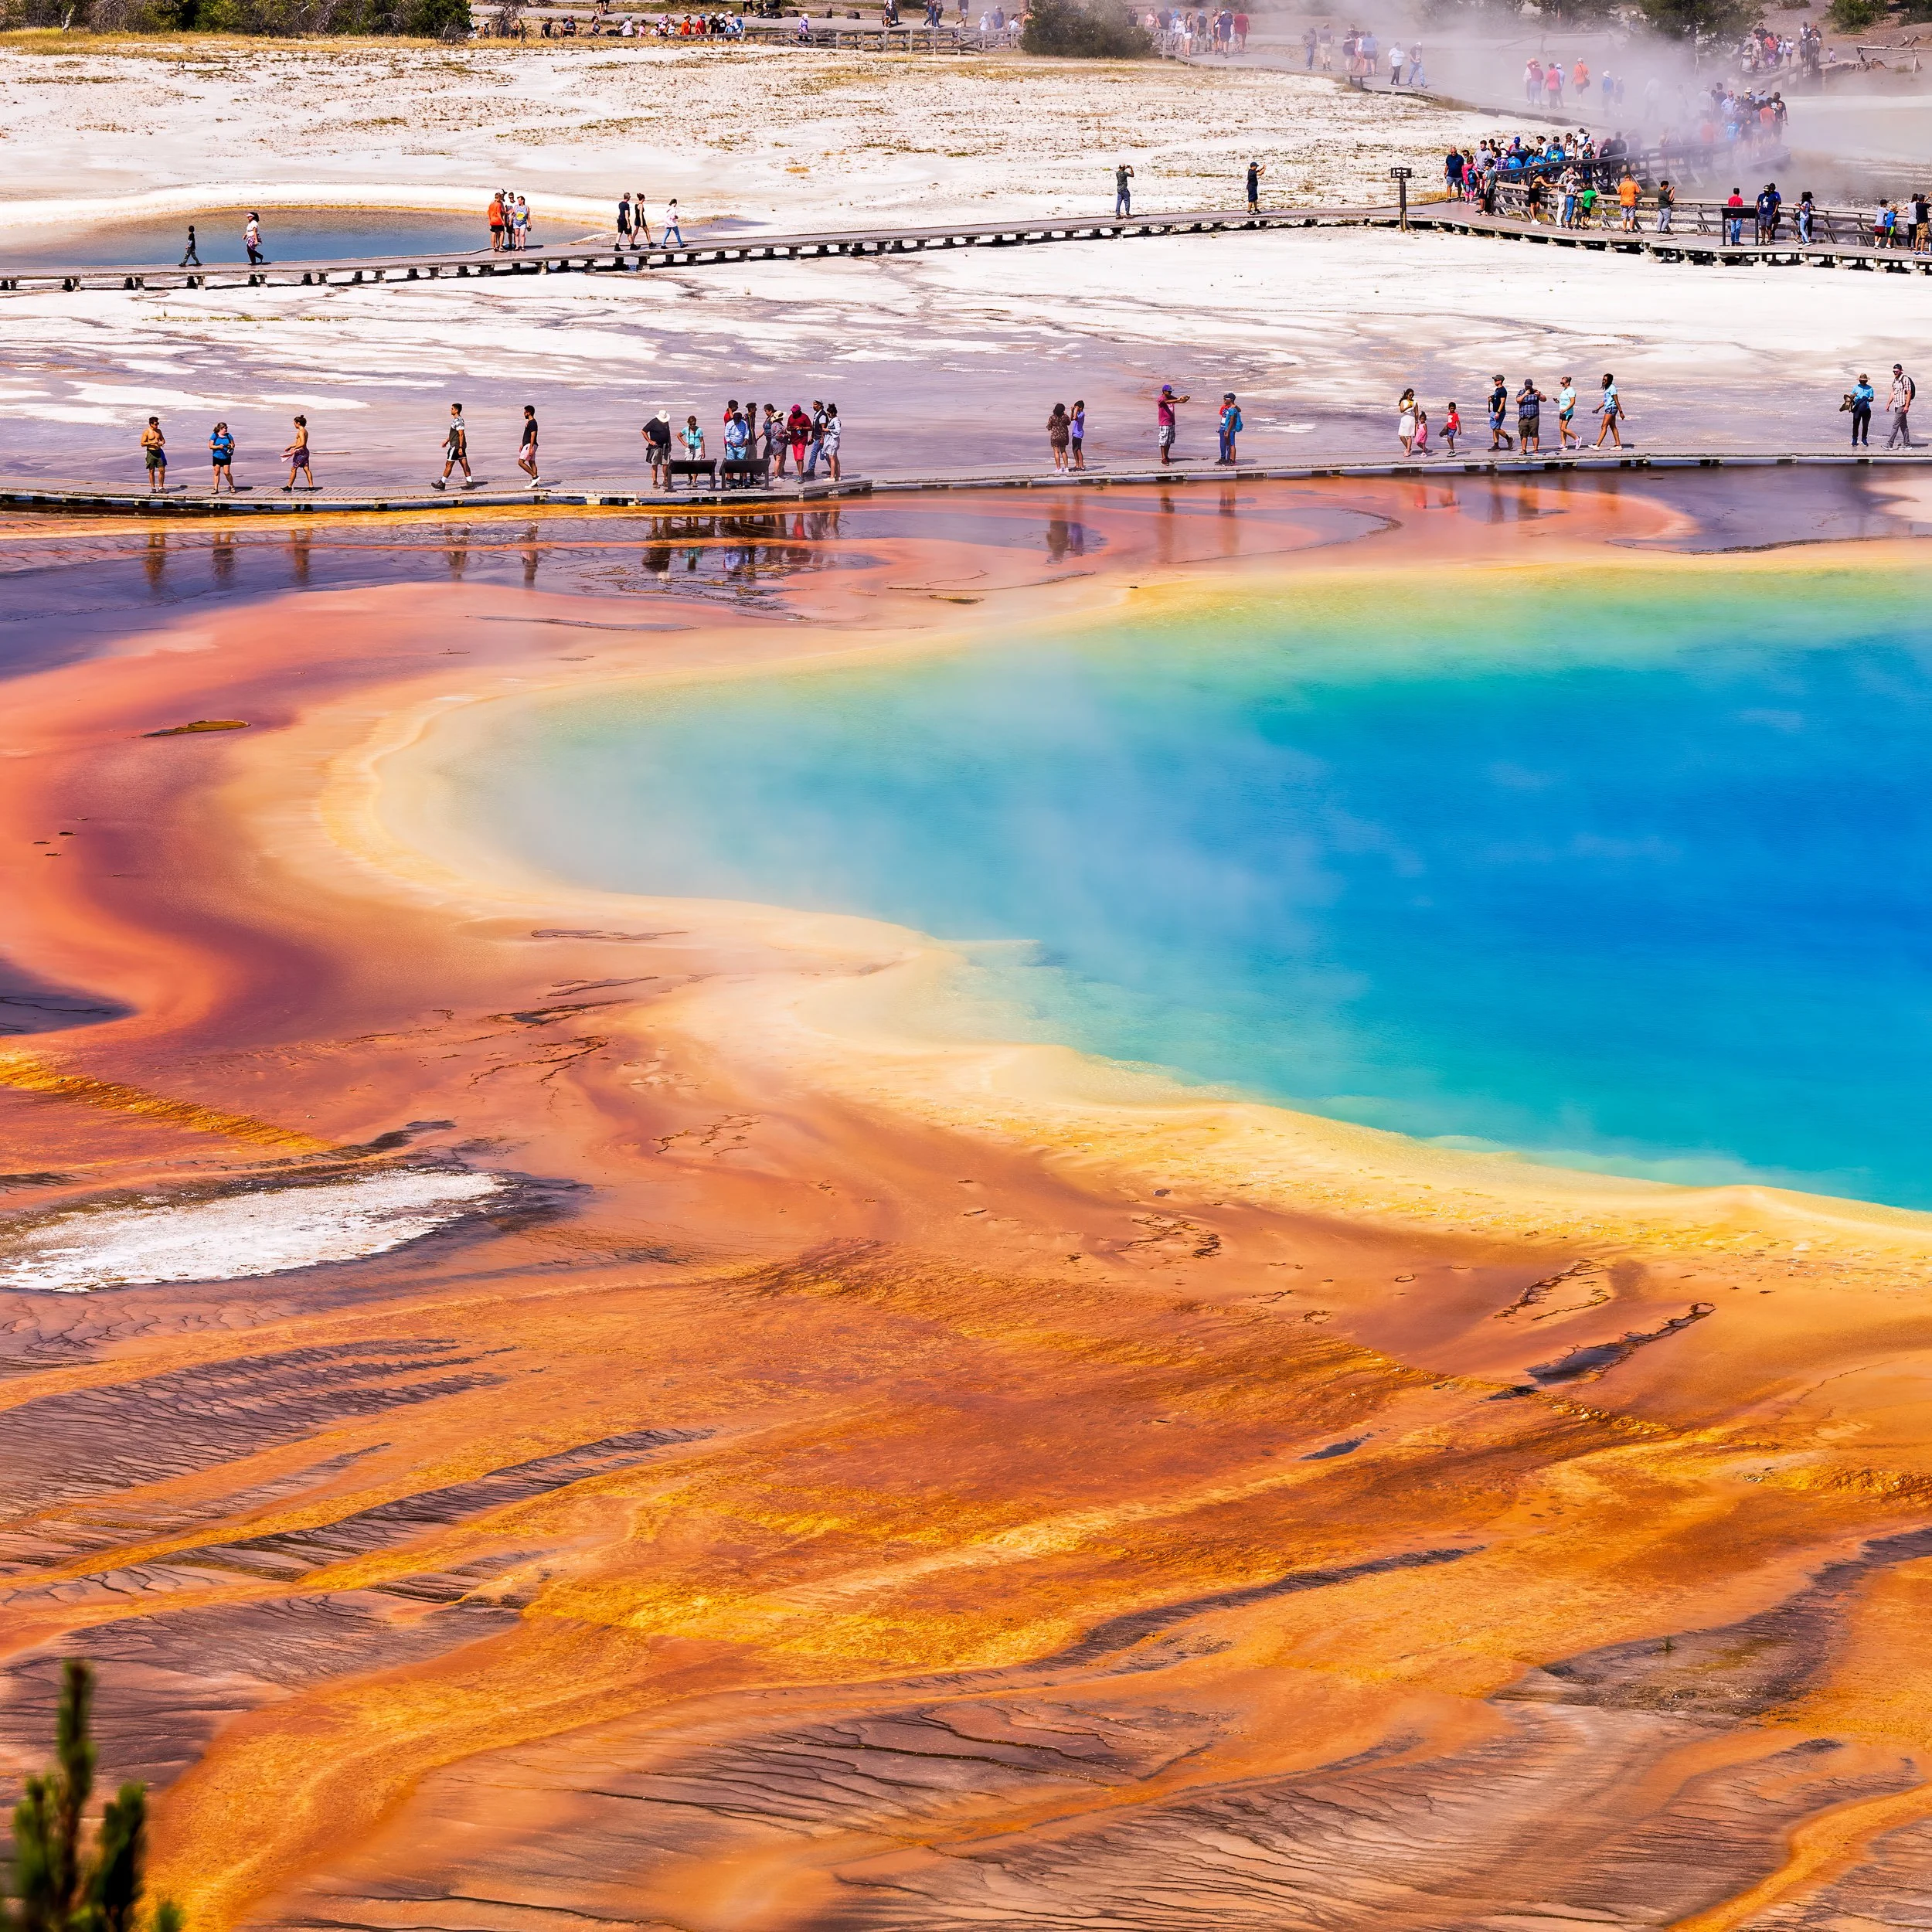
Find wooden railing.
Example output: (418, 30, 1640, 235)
(1478, 182, 1903, 246)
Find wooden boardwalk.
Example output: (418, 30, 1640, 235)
(8, 199, 1932, 294)
(9, 448, 1931, 519)
(0, 206, 1380, 294)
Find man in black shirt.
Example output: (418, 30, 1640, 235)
(1488, 374, 1514, 450)
(643, 409, 672, 488)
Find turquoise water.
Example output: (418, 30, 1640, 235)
(455, 566, 1932, 1208)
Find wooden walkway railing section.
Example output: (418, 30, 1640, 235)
(1482, 181, 1898, 247)
(5, 194, 1932, 297)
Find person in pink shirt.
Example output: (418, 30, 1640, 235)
(1157, 383, 1189, 464)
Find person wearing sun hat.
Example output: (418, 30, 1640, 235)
(1157, 383, 1190, 466)
(643, 406, 672, 489)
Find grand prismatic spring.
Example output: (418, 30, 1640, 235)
(12, 29, 1932, 1928)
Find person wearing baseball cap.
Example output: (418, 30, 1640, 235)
(1158, 383, 1190, 465)
(1217, 391, 1243, 464)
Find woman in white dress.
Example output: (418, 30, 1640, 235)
(1397, 387, 1417, 457)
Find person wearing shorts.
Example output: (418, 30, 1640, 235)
(209, 420, 236, 493)
(643, 409, 672, 487)
(435, 404, 472, 489)
(1488, 374, 1512, 449)
(282, 415, 315, 491)
(1157, 383, 1187, 464)
(1069, 398, 1085, 470)
(141, 417, 165, 490)
(519, 404, 541, 481)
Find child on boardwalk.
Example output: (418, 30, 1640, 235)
(209, 420, 236, 492)
(1442, 400, 1460, 453)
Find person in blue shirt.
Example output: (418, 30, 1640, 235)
(1849, 375, 1875, 446)
(1216, 392, 1243, 464)
(209, 420, 236, 494)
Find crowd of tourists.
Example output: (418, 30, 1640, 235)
(1150, 9, 1249, 56)
(1284, 26, 1427, 87)
(493, 6, 751, 35)
(1391, 373, 1628, 461)
(128, 400, 847, 495)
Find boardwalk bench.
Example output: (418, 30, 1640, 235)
(668, 457, 718, 487)
(721, 456, 770, 488)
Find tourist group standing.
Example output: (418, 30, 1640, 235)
(487, 191, 536, 252)
(129, 400, 849, 495)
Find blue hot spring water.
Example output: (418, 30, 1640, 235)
(449, 564, 1932, 1208)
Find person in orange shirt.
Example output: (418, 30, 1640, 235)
(1571, 57, 1589, 101)
(488, 192, 505, 252)
(1617, 167, 1640, 231)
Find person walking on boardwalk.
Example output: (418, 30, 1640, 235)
(1411, 402, 1430, 454)
(245, 212, 266, 265)
(1517, 377, 1546, 452)
(1245, 160, 1264, 213)
(663, 199, 685, 246)
(282, 414, 315, 491)
(1594, 372, 1624, 449)
(434, 403, 473, 489)
(1556, 374, 1578, 448)
(820, 403, 842, 481)
(519, 404, 542, 481)
(644, 407, 672, 487)
(1218, 392, 1243, 463)
(209, 420, 236, 492)
(1115, 162, 1134, 217)
(634, 191, 654, 244)
(1442, 399, 1461, 454)
(141, 417, 166, 491)
(617, 193, 633, 245)
(1888, 364, 1915, 447)
(1157, 383, 1188, 464)
(1488, 373, 1513, 451)
(1048, 402, 1071, 471)
(1848, 374, 1874, 446)
(1396, 387, 1417, 457)
(180, 224, 201, 268)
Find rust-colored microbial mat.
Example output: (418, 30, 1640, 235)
(4, 479, 1932, 1932)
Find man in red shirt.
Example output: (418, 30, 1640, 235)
(1233, 8, 1247, 49)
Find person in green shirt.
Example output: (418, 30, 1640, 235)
(1577, 183, 1599, 226)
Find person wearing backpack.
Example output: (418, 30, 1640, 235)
(1216, 392, 1243, 464)
(1888, 363, 1916, 448)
